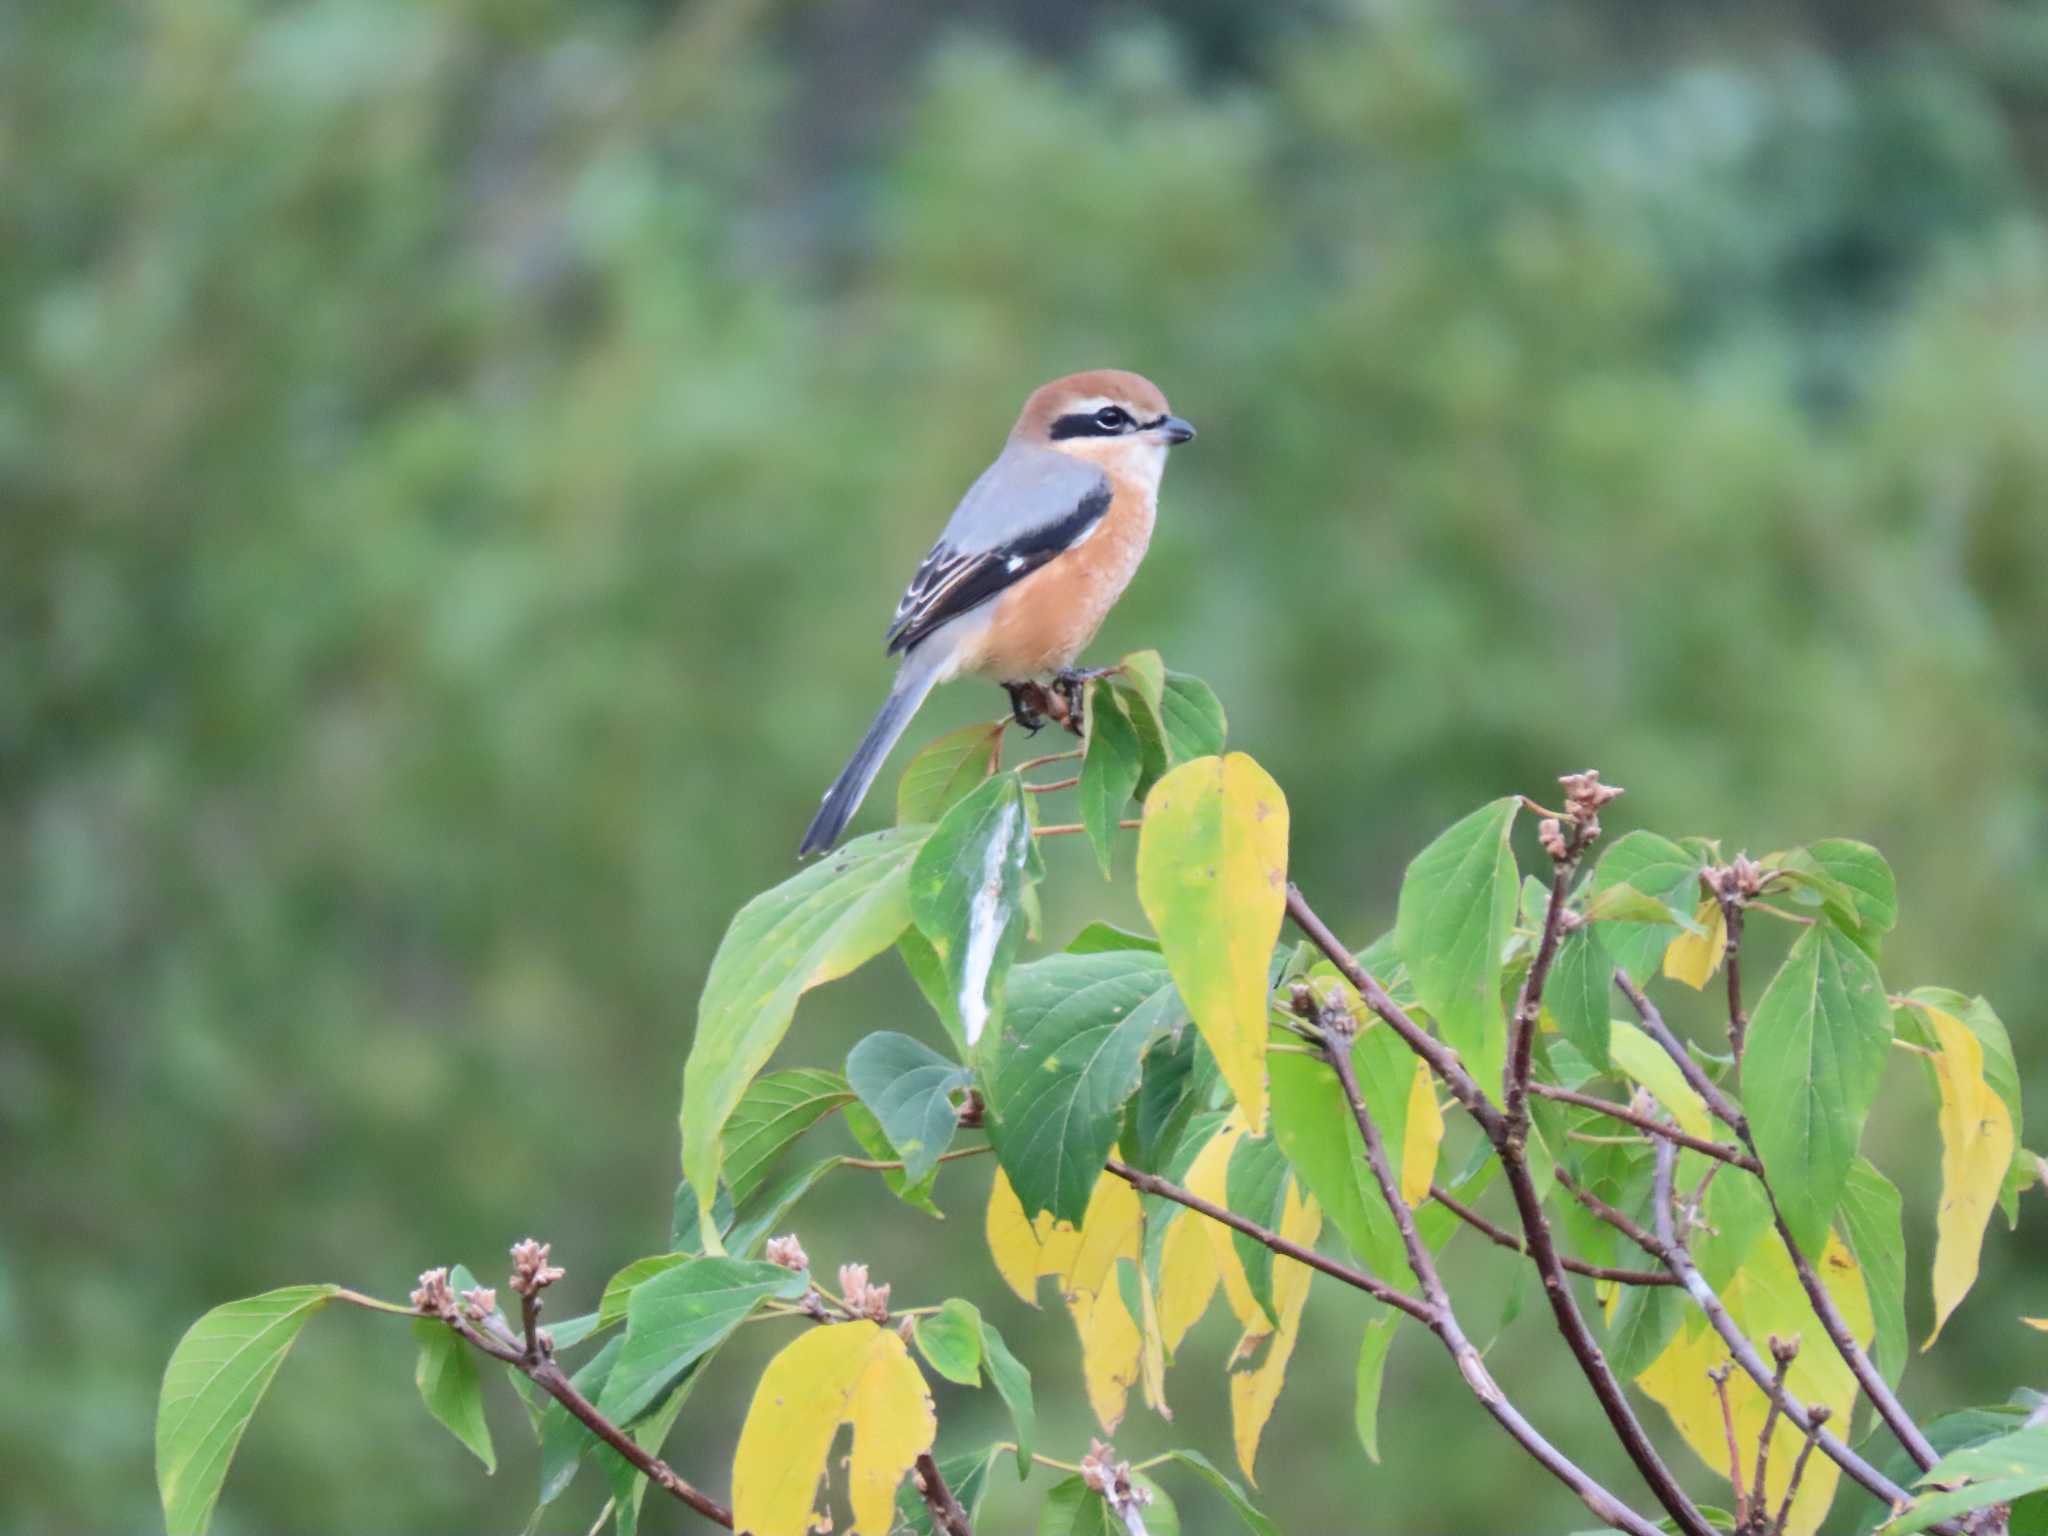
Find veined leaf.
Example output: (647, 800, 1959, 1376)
(984, 1166, 1082, 1305)
(414, 1316, 495, 1472)
(895, 1448, 997, 1536)
(1662, 899, 1727, 989)
(722, 1068, 855, 1206)
(1137, 754, 1288, 1132)
(978, 1315, 1035, 1476)
(1587, 832, 1707, 982)
(157, 1285, 340, 1536)
(1802, 839, 1899, 935)
(1153, 1447, 1281, 1536)
(1183, 1116, 1264, 1331)
(844, 1101, 942, 1216)
(1353, 1316, 1398, 1462)
(1919, 1003, 2016, 1348)
(1225, 1133, 1291, 1324)
(600, 1254, 690, 1330)
(539, 1336, 623, 1504)
(984, 949, 1180, 1224)
(597, 1258, 809, 1428)
(845, 1031, 969, 1187)
(908, 774, 1035, 1049)
(1906, 988, 2026, 1226)
(731, 1320, 936, 1536)
(1839, 1158, 1908, 1392)
(1547, 925, 1615, 1070)
(1230, 1181, 1321, 1484)
(682, 827, 923, 1239)
(1039, 1472, 1181, 1536)
(1744, 925, 1893, 1253)
(1883, 1426, 2048, 1536)
(1393, 797, 1519, 1097)
(1079, 678, 1144, 878)
(911, 1297, 983, 1386)
(1063, 1171, 1147, 1432)
(1066, 921, 1163, 955)
(896, 718, 1006, 825)
(1156, 1202, 1220, 1355)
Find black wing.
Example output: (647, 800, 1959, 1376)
(883, 483, 1111, 657)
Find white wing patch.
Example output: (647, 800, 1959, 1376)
(958, 796, 1023, 1046)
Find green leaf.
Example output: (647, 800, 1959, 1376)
(598, 1255, 689, 1330)
(1883, 1425, 2048, 1535)
(1838, 1157, 1908, 1395)
(1547, 926, 1615, 1071)
(721, 1068, 855, 1206)
(1066, 921, 1162, 955)
(1853, 1406, 2046, 1536)
(1606, 1281, 1685, 1379)
(1225, 1133, 1291, 1323)
(597, 1257, 808, 1428)
(1694, 1166, 1771, 1291)
(605, 1378, 690, 1536)
(1039, 1472, 1180, 1536)
(1154, 1447, 1281, 1536)
(1587, 832, 1707, 982)
(844, 1100, 942, 1215)
(670, 1179, 735, 1254)
(1353, 1316, 1398, 1462)
(1118, 649, 1167, 720)
(726, 1155, 846, 1258)
(1393, 797, 1520, 1095)
(414, 1316, 496, 1473)
(909, 773, 1036, 1048)
(845, 1031, 970, 1186)
(897, 718, 1006, 825)
(157, 1284, 340, 1536)
(1133, 1025, 1202, 1169)
(979, 1316, 1035, 1477)
(681, 825, 924, 1238)
(984, 949, 1181, 1223)
(1608, 1017, 1714, 1141)
(1158, 671, 1228, 762)
(1803, 839, 1898, 934)
(913, 1298, 984, 1386)
(1745, 925, 1894, 1253)
(1268, 1027, 1415, 1285)
(1079, 679, 1144, 878)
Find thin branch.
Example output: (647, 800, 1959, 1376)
(1284, 884, 1503, 1133)
(1770, 1409, 1830, 1536)
(1531, 1082, 1761, 1172)
(1104, 1157, 1432, 1324)
(841, 1144, 994, 1172)
(1752, 1336, 1798, 1523)
(442, 1312, 735, 1529)
(1619, 973, 1939, 1472)
(1314, 1030, 1666, 1536)
(1722, 898, 1751, 1064)
(1708, 1365, 1748, 1529)
(1494, 848, 1717, 1536)
(1011, 747, 1084, 773)
(1427, 1183, 1677, 1286)
(914, 1451, 977, 1536)
(1034, 819, 1139, 838)
(1022, 775, 1080, 793)
(1615, 972, 1748, 1136)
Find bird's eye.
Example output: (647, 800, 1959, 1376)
(1093, 406, 1131, 431)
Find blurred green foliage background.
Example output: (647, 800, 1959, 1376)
(6, 1, 2048, 1531)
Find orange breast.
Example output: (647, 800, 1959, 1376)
(965, 484, 1157, 679)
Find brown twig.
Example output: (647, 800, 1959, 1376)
(1022, 775, 1081, 793)
(1011, 747, 1084, 773)
(1750, 1335, 1799, 1530)
(1284, 884, 1502, 1132)
(1034, 819, 1140, 838)
(1312, 1025, 1666, 1536)
(1104, 1157, 1432, 1324)
(1504, 811, 1592, 1131)
(1721, 898, 1751, 1063)
(1426, 1184, 1676, 1286)
(1614, 972, 1748, 1137)
(914, 1451, 977, 1536)
(1770, 1408, 1830, 1536)
(1708, 1365, 1748, 1529)
(1530, 1082, 1761, 1172)
(841, 1144, 993, 1172)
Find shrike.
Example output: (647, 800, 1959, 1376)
(798, 369, 1195, 857)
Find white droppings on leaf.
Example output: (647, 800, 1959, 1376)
(959, 798, 1023, 1045)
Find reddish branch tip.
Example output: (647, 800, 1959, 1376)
(1769, 1334, 1801, 1365)
(1558, 769, 1625, 816)
(460, 1286, 497, 1320)
(411, 1267, 455, 1316)
(1539, 818, 1569, 862)
(765, 1234, 809, 1271)
(1082, 1439, 1152, 1511)
(508, 1238, 565, 1296)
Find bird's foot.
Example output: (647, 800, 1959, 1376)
(1051, 667, 1108, 733)
(1004, 681, 1049, 734)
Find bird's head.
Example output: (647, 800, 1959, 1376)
(1016, 369, 1195, 487)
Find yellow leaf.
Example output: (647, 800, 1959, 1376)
(1662, 899, 1728, 990)
(1922, 1004, 2016, 1349)
(1157, 1209, 1220, 1355)
(1183, 1115, 1264, 1331)
(1230, 1181, 1322, 1484)
(1401, 1060, 1445, 1205)
(1058, 1172, 1144, 1431)
(985, 1168, 1081, 1305)
(732, 1320, 936, 1536)
(2021, 1316, 2048, 1332)
(1136, 1263, 1170, 1417)
(1609, 1018, 1714, 1142)
(1637, 1233, 1871, 1536)
(1138, 754, 1290, 1133)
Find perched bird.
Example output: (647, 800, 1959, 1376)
(798, 369, 1196, 857)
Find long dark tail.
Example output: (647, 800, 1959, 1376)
(798, 651, 945, 858)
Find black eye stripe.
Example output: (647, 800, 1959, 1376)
(1049, 408, 1162, 440)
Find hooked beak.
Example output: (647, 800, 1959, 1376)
(1145, 414, 1197, 446)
